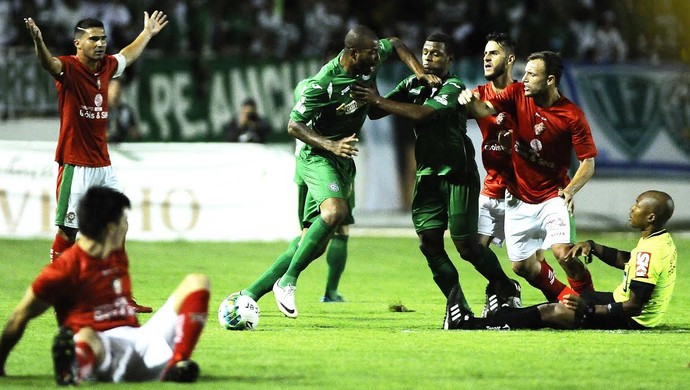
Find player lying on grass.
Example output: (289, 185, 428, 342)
(0, 187, 209, 384)
(445, 190, 676, 330)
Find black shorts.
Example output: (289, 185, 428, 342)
(579, 291, 647, 330)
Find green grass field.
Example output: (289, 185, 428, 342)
(1, 234, 688, 389)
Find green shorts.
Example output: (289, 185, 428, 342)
(295, 152, 355, 227)
(411, 174, 479, 240)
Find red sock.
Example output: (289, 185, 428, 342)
(169, 290, 209, 365)
(75, 341, 95, 381)
(50, 232, 73, 263)
(527, 260, 571, 302)
(567, 268, 595, 294)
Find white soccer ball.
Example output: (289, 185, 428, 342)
(217, 293, 260, 330)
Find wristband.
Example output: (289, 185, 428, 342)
(606, 302, 624, 317)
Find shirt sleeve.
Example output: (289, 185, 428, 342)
(112, 54, 127, 78)
(31, 261, 76, 305)
(488, 82, 520, 116)
(378, 38, 394, 63)
(290, 80, 329, 124)
(570, 110, 598, 159)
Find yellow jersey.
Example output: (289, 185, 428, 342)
(613, 230, 677, 327)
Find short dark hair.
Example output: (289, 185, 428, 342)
(74, 18, 104, 37)
(527, 51, 564, 86)
(242, 98, 257, 107)
(344, 25, 378, 50)
(425, 31, 454, 57)
(486, 32, 516, 55)
(77, 186, 131, 241)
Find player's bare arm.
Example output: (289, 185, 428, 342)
(0, 288, 50, 376)
(566, 239, 629, 269)
(119, 10, 169, 67)
(559, 157, 595, 215)
(24, 17, 62, 76)
(351, 84, 435, 121)
(388, 37, 441, 87)
(287, 119, 359, 158)
(457, 89, 497, 118)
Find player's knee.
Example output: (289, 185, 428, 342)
(455, 240, 481, 263)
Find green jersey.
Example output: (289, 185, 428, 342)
(290, 39, 394, 145)
(385, 73, 477, 179)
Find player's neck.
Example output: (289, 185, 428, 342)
(77, 53, 101, 72)
(77, 236, 113, 259)
(491, 72, 513, 91)
(533, 89, 561, 108)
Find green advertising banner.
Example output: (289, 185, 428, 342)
(130, 58, 323, 142)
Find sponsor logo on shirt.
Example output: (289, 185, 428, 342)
(635, 251, 651, 278)
(514, 140, 555, 169)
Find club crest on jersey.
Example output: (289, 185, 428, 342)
(66, 212, 76, 222)
(328, 182, 340, 192)
(635, 252, 651, 277)
(534, 122, 546, 136)
(530, 139, 542, 151)
(94, 93, 103, 107)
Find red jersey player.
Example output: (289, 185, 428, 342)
(24, 12, 167, 269)
(0, 187, 210, 384)
(472, 32, 518, 250)
(459, 51, 597, 305)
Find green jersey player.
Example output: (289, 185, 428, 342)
(352, 32, 520, 315)
(264, 25, 442, 318)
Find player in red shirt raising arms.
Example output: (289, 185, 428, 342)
(0, 186, 210, 384)
(24, 12, 167, 268)
(457, 51, 597, 307)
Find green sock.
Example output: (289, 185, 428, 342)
(280, 217, 336, 287)
(325, 235, 348, 299)
(471, 246, 511, 286)
(426, 252, 460, 298)
(242, 236, 300, 300)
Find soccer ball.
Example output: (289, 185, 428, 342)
(217, 293, 260, 330)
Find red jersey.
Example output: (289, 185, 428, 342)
(32, 244, 139, 333)
(489, 82, 597, 204)
(54, 55, 122, 167)
(473, 82, 516, 199)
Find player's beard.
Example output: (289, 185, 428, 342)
(485, 61, 506, 81)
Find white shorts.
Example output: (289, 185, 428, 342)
(94, 299, 177, 382)
(56, 165, 122, 228)
(477, 194, 505, 246)
(504, 191, 572, 262)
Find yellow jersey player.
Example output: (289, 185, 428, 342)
(445, 190, 676, 330)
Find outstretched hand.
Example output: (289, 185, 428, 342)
(24, 17, 43, 42)
(143, 10, 169, 36)
(328, 133, 359, 158)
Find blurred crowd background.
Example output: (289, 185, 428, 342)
(1, 0, 688, 64)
